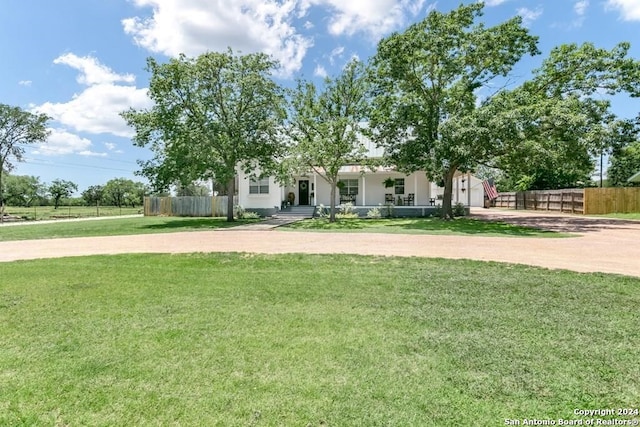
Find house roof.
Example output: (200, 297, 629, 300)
(629, 171, 640, 183)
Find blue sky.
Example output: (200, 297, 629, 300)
(1, 0, 639, 192)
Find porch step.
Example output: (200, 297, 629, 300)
(277, 205, 315, 218)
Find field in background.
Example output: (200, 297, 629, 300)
(2, 205, 141, 221)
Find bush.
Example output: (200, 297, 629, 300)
(453, 202, 466, 217)
(336, 202, 359, 219)
(234, 205, 260, 219)
(315, 204, 328, 218)
(366, 207, 382, 218)
(383, 203, 394, 218)
(242, 211, 261, 219)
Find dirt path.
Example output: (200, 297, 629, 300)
(1, 209, 639, 277)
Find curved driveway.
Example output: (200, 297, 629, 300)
(1, 209, 639, 277)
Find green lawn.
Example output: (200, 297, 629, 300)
(0, 217, 259, 241)
(1, 253, 638, 426)
(589, 212, 640, 220)
(3, 205, 141, 220)
(283, 217, 570, 237)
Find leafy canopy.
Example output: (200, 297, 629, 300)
(122, 49, 287, 221)
(288, 59, 370, 221)
(368, 3, 539, 218)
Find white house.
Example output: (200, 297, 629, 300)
(237, 139, 487, 217)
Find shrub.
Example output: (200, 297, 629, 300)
(366, 207, 382, 218)
(453, 202, 466, 217)
(234, 205, 260, 219)
(336, 202, 359, 219)
(383, 203, 394, 218)
(315, 204, 328, 218)
(242, 211, 261, 219)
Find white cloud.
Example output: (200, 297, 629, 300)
(33, 128, 106, 157)
(35, 84, 151, 138)
(104, 142, 124, 154)
(54, 53, 135, 86)
(314, 64, 328, 77)
(122, 0, 427, 76)
(574, 0, 589, 15)
(19, 80, 32, 87)
(606, 0, 640, 20)
(517, 7, 543, 27)
(483, 0, 510, 6)
(33, 54, 151, 138)
(329, 46, 344, 65)
(122, 0, 312, 77)
(315, 0, 426, 38)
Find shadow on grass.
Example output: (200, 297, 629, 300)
(141, 218, 260, 231)
(284, 217, 571, 237)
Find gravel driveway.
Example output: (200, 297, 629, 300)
(1, 209, 639, 277)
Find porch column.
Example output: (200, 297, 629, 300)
(467, 172, 471, 207)
(362, 176, 366, 206)
(313, 173, 317, 206)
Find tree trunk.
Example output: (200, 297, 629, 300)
(226, 176, 235, 222)
(441, 167, 457, 220)
(329, 182, 337, 222)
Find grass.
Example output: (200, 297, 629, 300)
(283, 217, 570, 237)
(2, 205, 141, 220)
(1, 253, 638, 426)
(589, 212, 640, 220)
(0, 217, 260, 242)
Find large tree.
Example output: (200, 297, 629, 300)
(483, 42, 640, 190)
(103, 178, 146, 207)
(368, 3, 539, 218)
(122, 50, 287, 221)
(608, 141, 640, 187)
(0, 104, 49, 220)
(488, 97, 631, 190)
(3, 174, 45, 207)
(288, 59, 370, 222)
(48, 179, 78, 209)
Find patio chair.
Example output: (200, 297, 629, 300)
(385, 193, 394, 204)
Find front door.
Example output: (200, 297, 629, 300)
(298, 180, 309, 205)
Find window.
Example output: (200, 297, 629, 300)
(394, 178, 405, 195)
(339, 179, 358, 196)
(249, 177, 269, 194)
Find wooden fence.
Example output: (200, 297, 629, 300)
(494, 189, 584, 213)
(583, 188, 640, 214)
(144, 196, 236, 217)
(494, 187, 640, 215)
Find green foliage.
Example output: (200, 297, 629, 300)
(366, 207, 382, 218)
(82, 185, 104, 206)
(3, 174, 45, 207)
(336, 202, 359, 219)
(175, 182, 211, 196)
(452, 202, 466, 217)
(369, 3, 539, 219)
(288, 59, 370, 222)
(122, 49, 286, 221)
(47, 179, 78, 209)
(0, 104, 49, 217)
(103, 178, 146, 207)
(484, 43, 640, 190)
(608, 141, 640, 187)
